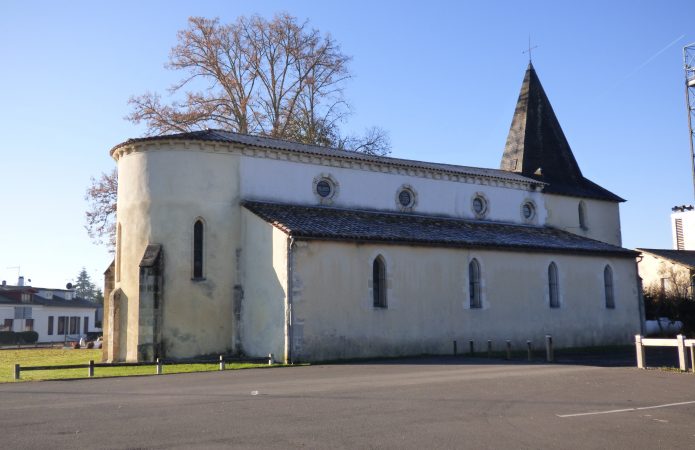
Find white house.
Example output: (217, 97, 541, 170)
(0, 278, 101, 343)
(104, 63, 642, 363)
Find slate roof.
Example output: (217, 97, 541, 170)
(637, 248, 695, 268)
(500, 63, 624, 202)
(0, 289, 97, 308)
(244, 201, 636, 257)
(110, 129, 543, 186)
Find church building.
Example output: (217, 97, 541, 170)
(104, 63, 642, 363)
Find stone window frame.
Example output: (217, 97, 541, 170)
(548, 262, 560, 308)
(192, 217, 206, 281)
(312, 173, 339, 205)
(604, 265, 615, 309)
(395, 184, 418, 212)
(471, 192, 489, 219)
(468, 258, 482, 309)
(520, 199, 537, 224)
(578, 201, 588, 230)
(372, 255, 388, 309)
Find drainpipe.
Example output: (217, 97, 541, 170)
(285, 236, 295, 364)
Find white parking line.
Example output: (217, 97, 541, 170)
(557, 400, 695, 418)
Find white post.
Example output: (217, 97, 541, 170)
(156, 358, 163, 375)
(268, 353, 274, 365)
(635, 335, 645, 369)
(677, 334, 687, 371)
(690, 345, 695, 373)
(219, 355, 225, 371)
(545, 335, 554, 362)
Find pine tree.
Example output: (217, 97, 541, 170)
(74, 268, 96, 301)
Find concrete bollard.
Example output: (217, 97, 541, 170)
(156, 358, 163, 375)
(677, 335, 687, 371)
(527, 340, 533, 361)
(453, 340, 457, 356)
(219, 355, 225, 371)
(506, 340, 512, 360)
(268, 353, 274, 365)
(469, 340, 475, 356)
(487, 340, 492, 358)
(635, 334, 645, 369)
(545, 335, 554, 363)
(88, 360, 94, 378)
(14, 364, 20, 381)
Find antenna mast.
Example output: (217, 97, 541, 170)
(685, 43, 695, 200)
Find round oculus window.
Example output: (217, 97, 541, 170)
(398, 189, 413, 207)
(522, 202, 535, 219)
(473, 197, 486, 215)
(316, 180, 333, 198)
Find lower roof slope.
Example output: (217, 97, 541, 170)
(244, 201, 635, 257)
(637, 248, 695, 268)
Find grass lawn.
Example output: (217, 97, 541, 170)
(0, 348, 272, 383)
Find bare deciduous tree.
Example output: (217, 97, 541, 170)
(88, 13, 390, 251)
(126, 14, 387, 153)
(85, 168, 117, 250)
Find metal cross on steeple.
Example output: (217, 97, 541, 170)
(523, 35, 539, 62)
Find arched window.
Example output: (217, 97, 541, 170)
(548, 262, 559, 308)
(578, 202, 587, 230)
(469, 259, 481, 309)
(193, 219, 204, 279)
(604, 265, 615, 309)
(372, 256, 387, 308)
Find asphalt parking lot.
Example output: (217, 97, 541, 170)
(1, 352, 694, 449)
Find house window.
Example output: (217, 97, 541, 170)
(47, 316, 54, 335)
(25, 319, 34, 332)
(469, 259, 481, 309)
(84, 317, 89, 334)
(69, 317, 80, 335)
(578, 202, 587, 230)
(14, 306, 32, 319)
(521, 201, 536, 221)
(2, 319, 12, 332)
(548, 262, 559, 308)
(193, 219, 204, 279)
(372, 255, 387, 308)
(57, 317, 66, 335)
(604, 265, 615, 309)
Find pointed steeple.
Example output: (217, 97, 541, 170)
(501, 63, 623, 202)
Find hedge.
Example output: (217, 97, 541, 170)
(0, 331, 39, 345)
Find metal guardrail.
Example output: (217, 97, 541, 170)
(13, 354, 275, 380)
(634, 334, 695, 371)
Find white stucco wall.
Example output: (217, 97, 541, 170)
(289, 241, 640, 362)
(544, 194, 622, 246)
(240, 156, 547, 225)
(671, 209, 695, 250)
(116, 145, 242, 360)
(638, 252, 693, 297)
(110, 139, 630, 361)
(0, 305, 99, 342)
(239, 210, 288, 359)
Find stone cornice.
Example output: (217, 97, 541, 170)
(112, 139, 545, 192)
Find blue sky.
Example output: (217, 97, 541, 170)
(0, 0, 693, 288)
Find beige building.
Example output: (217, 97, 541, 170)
(104, 63, 642, 363)
(637, 249, 695, 299)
